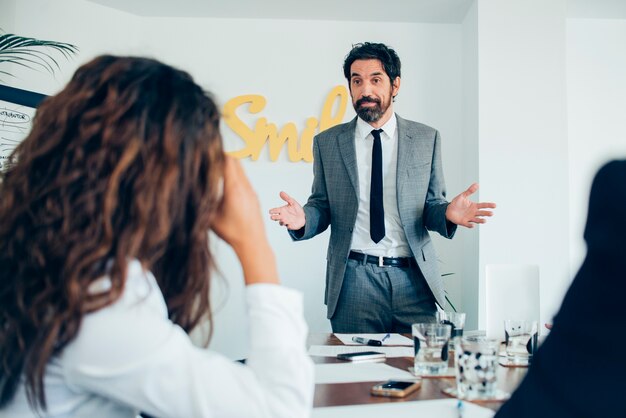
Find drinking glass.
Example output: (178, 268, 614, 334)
(456, 336, 499, 400)
(412, 323, 451, 376)
(436, 311, 466, 340)
(504, 319, 538, 365)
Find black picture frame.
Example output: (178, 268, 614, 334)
(0, 84, 47, 108)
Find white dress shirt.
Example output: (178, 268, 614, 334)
(350, 114, 411, 257)
(1, 260, 314, 418)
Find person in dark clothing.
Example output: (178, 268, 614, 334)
(495, 159, 626, 418)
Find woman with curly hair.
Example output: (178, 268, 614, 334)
(0, 55, 313, 417)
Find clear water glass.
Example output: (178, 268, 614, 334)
(436, 311, 466, 340)
(456, 336, 499, 399)
(504, 319, 538, 365)
(412, 323, 452, 376)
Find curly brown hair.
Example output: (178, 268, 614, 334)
(0, 55, 224, 410)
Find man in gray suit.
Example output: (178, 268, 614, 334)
(270, 42, 495, 333)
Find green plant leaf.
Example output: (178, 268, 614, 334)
(0, 32, 78, 79)
(444, 295, 457, 312)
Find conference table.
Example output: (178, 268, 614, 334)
(309, 333, 528, 413)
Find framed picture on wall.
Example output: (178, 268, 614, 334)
(0, 84, 47, 171)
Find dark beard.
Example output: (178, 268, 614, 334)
(354, 97, 386, 123)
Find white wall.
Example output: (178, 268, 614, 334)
(567, 18, 626, 273)
(460, 0, 480, 329)
(5, 0, 468, 359)
(0, 1, 19, 78)
(2, 0, 138, 94)
(0, 1, 15, 31)
(476, 0, 570, 329)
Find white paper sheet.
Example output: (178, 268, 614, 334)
(0, 100, 36, 171)
(334, 333, 413, 346)
(312, 399, 494, 418)
(308, 345, 413, 358)
(314, 362, 416, 384)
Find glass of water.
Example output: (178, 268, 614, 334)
(504, 319, 538, 365)
(436, 311, 466, 340)
(456, 336, 500, 399)
(412, 323, 451, 376)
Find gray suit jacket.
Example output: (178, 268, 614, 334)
(290, 115, 456, 318)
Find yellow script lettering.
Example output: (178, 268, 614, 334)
(223, 85, 348, 162)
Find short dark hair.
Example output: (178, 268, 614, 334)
(343, 42, 401, 83)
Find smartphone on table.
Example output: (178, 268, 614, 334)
(336, 351, 386, 362)
(370, 379, 422, 398)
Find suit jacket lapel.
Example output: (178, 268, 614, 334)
(396, 115, 431, 194)
(396, 115, 415, 194)
(338, 117, 359, 196)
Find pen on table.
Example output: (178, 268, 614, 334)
(352, 336, 382, 346)
(457, 399, 464, 418)
(381, 333, 391, 343)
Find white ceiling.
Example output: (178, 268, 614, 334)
(86, 0, 626, 22)
(85, 0, 474, 23)
(567, 0, 626, 19)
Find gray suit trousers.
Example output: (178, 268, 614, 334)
(330, 258, 437, 333)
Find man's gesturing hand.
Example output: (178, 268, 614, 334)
(445, 183, 496, 228)
(269, 191, 306, 230)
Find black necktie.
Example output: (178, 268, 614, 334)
(370, 129, 385, 243)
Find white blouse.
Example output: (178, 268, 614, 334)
(1, 260, 314, 418)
